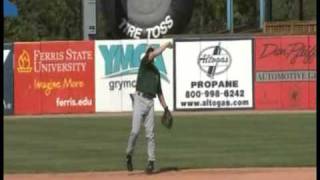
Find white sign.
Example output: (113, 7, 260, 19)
(95, 39, 174, 112)
(175, 39, 253, 110)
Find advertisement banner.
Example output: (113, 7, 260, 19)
(14, 41, 95, 115)
(95, 39, 174, 112)
(255, 35, 316, 71)
(254, 35, 316, 110)
(3, 43, 14, 115)
(175, 39, 254, 110)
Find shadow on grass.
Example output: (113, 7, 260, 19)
(153, 167, 180, 174)
(128, 166, 192, 176)
(152, 166, 194, 175)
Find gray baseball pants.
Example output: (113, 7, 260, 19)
(126, 93, 155, 161)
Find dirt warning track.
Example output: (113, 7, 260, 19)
(4, 167, 316, 180)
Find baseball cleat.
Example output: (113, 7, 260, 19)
(126, 155, 133, 171)
(145, 161, 154, 174)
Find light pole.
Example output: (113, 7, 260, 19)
(226, 0, 233, 33)
(259, 0, 265, 30)
(82, 0, 96, 40)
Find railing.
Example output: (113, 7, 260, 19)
(264, 21, 316, 34)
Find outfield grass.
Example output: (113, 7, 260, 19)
(4, 113, 316, 173)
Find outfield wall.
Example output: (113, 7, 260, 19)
(2, 35, 316, 115)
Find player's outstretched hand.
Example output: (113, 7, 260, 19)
(167, 42, 173, 49)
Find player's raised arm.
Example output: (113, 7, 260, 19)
(147, 41, 173, 61)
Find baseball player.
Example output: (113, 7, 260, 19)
(126, 41, 173, 174)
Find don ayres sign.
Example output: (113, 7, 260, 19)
(175, 39, 254, 110)
(95, 39, 174, 112)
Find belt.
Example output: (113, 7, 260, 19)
(136, 91, 155, 99)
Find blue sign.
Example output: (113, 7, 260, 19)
(4, 0, 18, 17)
(3, 43, 14, 115)
(98, 43, 170, 82)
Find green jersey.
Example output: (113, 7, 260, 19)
(136, 56, 162, 96)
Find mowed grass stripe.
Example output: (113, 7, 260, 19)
(4, 113, 316, 173)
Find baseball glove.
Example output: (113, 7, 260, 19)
(161, 107, 173, 129)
